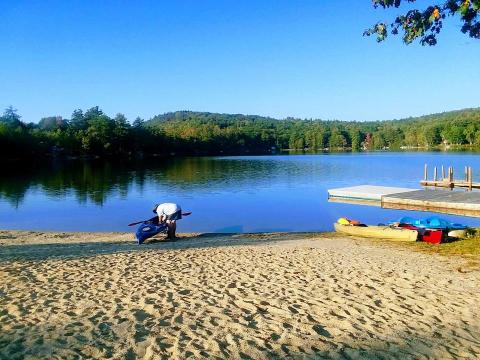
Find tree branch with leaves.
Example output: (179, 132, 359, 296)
(364, 0, 479, 45)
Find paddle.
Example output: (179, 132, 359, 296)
(128, 212, 192, 227)
(128, 216, 157, 227)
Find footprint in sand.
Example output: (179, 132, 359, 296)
(288, 306, 299, 314)
(133, 309, 151, 322)
(312, 324, 332, 338)
(174, 314, 183, 324)
(270, 333, 281, 341)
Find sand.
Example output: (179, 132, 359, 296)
(0, 230, 479, 359)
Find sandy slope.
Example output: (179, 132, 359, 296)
(0, 231, 479, 359)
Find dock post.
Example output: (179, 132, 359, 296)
(441, 165, 445, 180)
(449, 167, 454, 189)
(465, 166, 468, 181)
(424, 164, 428, 181)
(434, 167, 438, 182)
(469, 167, 473, 191)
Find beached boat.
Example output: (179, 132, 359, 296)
(334, 223, 418, 242)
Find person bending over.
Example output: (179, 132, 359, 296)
(153, 202, 182, 239)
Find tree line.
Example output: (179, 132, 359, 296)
(1, 106, 480, 160)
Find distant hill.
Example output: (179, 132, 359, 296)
(147, 108, 480, 126)
(144, 107, 480, 152)
(147, 111, 278, 126)
(383, 107, 480, 125)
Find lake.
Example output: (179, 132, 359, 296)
(1, 152, 479, 233)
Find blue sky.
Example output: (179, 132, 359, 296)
(1, 0, 479, 122)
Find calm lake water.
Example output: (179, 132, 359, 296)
(1, 153, 479, 233)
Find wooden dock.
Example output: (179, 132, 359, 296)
(382, 189, 480, 217)
(328, 185, 480, 217)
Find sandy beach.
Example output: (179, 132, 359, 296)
(1, 230, 479, 359)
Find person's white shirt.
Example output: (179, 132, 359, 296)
(156, 203, 181, 216)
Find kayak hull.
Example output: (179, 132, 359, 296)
(136, 223, 168, 244)
(334, 223, 418, 242)
(447, 229, 468, 238)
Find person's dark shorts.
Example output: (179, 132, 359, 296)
(166, 210, 182, 221)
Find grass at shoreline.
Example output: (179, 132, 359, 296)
(405, 231, 480, 256)
(399, 232, 480, 271)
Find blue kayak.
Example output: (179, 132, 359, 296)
(397, 216, 467, 230)
(135, 222, 168, 244)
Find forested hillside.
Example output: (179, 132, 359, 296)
(1, 106, 479, 160)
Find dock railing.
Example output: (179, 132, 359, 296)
(421, 164, 478, 190)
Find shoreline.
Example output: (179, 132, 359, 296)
(2, 147, 480, 164)
(0, 229, 326, 246)
(1, 229, 478, 270)
(1, 230, 479, 358)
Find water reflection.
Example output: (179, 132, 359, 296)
(0, 157, 335, 206)
(1, 160, 136, 207)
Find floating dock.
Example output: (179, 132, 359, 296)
(328, 185, 416, 205)
(328, 185, 480, 217)
(382, 189, 480, 217)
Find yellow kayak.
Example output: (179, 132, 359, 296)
(334, 223, 418, 242)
